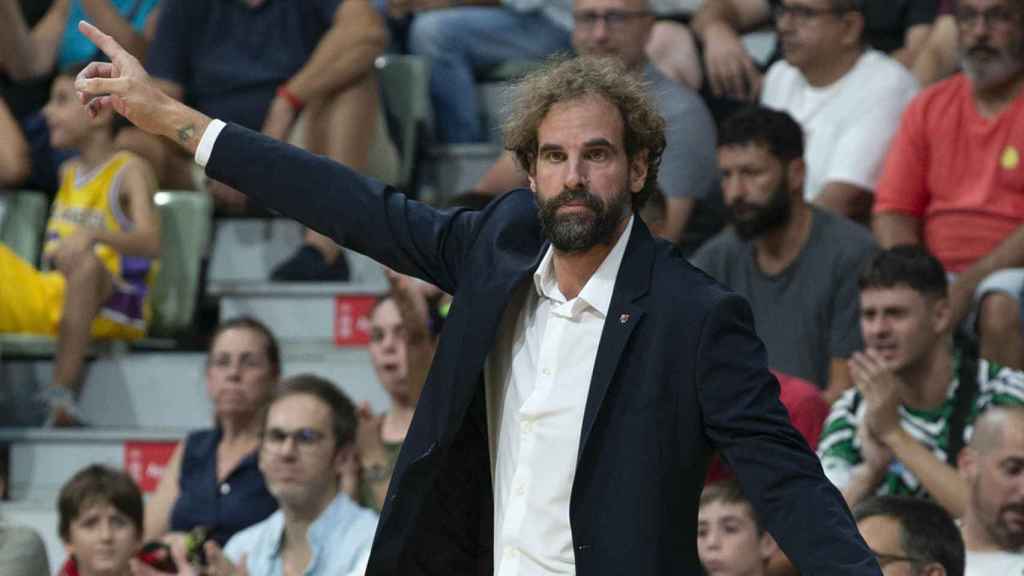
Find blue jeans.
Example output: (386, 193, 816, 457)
(408, 7, 571, 143)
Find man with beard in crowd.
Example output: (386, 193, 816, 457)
(74, 23, 883, 573)
(693, 106, 876, 404)
(958, 406, 1024, 575)
(874, 0, 1024, 372)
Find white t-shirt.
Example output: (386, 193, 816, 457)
(761, 50, 918, 202)
(966, 550, 1024, 576)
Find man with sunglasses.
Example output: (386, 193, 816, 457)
(213, 374, 378, 576)
(854, 495, 965, 576)
(759, 0, 918, 223)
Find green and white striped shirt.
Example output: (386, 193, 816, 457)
(818, 356, 1024, 498)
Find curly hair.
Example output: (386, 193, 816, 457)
(503, 55, 666, 211)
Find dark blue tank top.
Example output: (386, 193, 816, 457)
(168, 428, 277, 546)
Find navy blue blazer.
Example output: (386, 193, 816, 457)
(206, 123, 881, 575)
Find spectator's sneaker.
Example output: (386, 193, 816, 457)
(270, 245, 350, 282)
(39, 387, 86, 428)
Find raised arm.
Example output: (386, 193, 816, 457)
(75, 21, 479, 293)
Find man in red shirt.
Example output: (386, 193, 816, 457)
(874, 0, 1024, 369)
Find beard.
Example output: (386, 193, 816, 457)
(537, 183, 631, 253)
(961, 39, 1024, 91)
(972, 478, 1024, 551)
(725, 177, 793, 241)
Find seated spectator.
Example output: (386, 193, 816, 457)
(144, 318, 280, 548)
(56, 464, 145, 576)
(692, 106, 876, 401)
(0, 64, 160, 426)
(138, 374, 379, 576)
(874, 0, 1024, 370)
(818, 246, 1024, 518)
(697, 480, 778, 576)
(854, 495, 965, 576)
(0, 456, 50, 576)
(474, 0, 719, 247)
(385, 0, 572, 144)
(120, 0, 395, 282)
(759, 0, 918, 221)
(958, 406, 1024, 575)
(357, 272, 437, 512)
(0, 0, 160, 193)
(691, 0, 935, 102)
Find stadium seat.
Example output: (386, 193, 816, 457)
(375, 54, 430, 193)
(0, 190, 48, 266)
(148, 190, 213, 337)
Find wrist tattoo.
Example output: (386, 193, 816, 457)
(177, 124, 195, 145)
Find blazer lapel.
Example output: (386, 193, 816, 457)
(577, 221, 656, 464)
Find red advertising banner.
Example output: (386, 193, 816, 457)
(334, 295, 378, 347)
(124, 441, 177, 493)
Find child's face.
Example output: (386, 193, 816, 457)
(698, 501, 773, 576)
(42, 76, 93, 150)
(64, 500, 140, 576)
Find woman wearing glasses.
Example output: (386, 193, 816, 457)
(143, 317, 282, 553)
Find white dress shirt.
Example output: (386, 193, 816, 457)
(486, 217, 634, 576)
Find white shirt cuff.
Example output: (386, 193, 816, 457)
(194, 119, 227, 169)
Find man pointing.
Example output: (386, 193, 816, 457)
(76, 21, 880, 575)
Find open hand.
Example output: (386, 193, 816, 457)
(851, 350, 904, 443)
(52, 228, 96, 276)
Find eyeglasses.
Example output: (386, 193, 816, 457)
(772, 3, 849, 24)
(262, 427, 326, 451)
(574, 9, 651, 30)
(955, 6, 1019, 30)
(873, 551, 931, 568)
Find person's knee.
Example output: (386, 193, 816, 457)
(64, 253, 109, 292)
(978, 291, 1022, 340)
(409, 11, 461, 57)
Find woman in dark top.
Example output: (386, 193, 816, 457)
(143, 317, 280, 547)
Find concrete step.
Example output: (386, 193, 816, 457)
(0, 344, 390, 428)
(208, 219, 389, 285)
(420, 143, 503, 206)
(214, 282, 387, 345)
(0, 428, 186, 502)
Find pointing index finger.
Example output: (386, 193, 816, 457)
(77, 20, 131, 68)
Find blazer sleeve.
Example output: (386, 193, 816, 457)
(205, 123, 479, 294)
(694, 293, 880, 575)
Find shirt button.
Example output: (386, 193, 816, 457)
(516, 483, 526, 496)
(220, 483, 231, 496)
(542, 368, 551, 376)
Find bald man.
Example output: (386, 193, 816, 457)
(958, 406, 1024, 576)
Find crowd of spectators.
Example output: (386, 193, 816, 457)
(3, 0, 1024, 573)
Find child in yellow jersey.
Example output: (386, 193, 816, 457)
(0, 65, 160, 426)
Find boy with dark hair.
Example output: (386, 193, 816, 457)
(698, 480, 778, 576)
(57, 464, 144, 576)
(0, 63, 160, 426)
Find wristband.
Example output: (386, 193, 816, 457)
(276, 85, 305, 112)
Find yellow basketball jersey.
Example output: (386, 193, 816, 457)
(44, 152, 157, 328)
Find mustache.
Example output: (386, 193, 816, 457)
(546, 186, 604, 212)
(1001, 502, 1024, 517)
(967, 44, 1000, 58)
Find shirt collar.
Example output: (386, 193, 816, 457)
(533, 215, 635, 318)
(270, 492, 353, 560)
